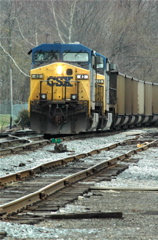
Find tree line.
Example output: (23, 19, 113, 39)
(0, 0, 157, 102)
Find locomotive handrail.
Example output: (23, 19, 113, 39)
(39, 80, 79, 101)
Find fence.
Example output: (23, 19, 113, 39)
(0, 100, 28, 118)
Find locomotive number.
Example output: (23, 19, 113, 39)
(47, 76, 73, 87)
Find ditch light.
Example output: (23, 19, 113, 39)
(71, 94, 78, 100)
(40, 94, 47, 100)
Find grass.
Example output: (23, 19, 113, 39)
(0, 114, 11, 130)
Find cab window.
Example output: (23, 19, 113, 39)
(96, 55, 104, 74)
(34, 52, 59, 62)
(63, 52, 89, 62)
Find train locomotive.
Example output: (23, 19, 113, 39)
(28, 42, 158, 135)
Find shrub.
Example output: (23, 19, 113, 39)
(15, 109, 30, 129)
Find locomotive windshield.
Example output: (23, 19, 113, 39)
(34, 51, 60, 62)
(63, 52, 89, 62)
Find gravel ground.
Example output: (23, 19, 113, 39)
(0, 128, 158, 239)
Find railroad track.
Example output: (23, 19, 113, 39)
(0, 134, 51, 156)
(0, 134, 157, 223)
(0, 130, 120, 156)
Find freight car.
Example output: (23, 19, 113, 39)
(28, 42, 158, 135)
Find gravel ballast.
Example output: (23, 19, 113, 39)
(0, 129, 144, 177)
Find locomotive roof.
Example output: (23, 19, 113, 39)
(30, 43, 93, 54)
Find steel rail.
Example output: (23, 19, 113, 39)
(0, 139, 157, 218)
(0, 139, 50, 156)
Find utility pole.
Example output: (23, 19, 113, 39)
(0, 79, 2, 131)
(10, 68, 13, 129)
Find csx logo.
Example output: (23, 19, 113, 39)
(47, 76, 73, 87)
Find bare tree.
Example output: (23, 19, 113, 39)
(0, 0, 48, 101)
(48, 0, 78, 43)
(0, 0, 157, 105)
(101, 0, 158, 82)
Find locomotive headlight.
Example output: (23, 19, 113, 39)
(32, 74, 43, 79)
(40, 94, 47, 100)
(71, 94, 77, 100)
(76, 74, 89, 80)
(56, 65, 63, 75)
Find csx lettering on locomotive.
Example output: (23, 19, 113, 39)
(47, 76, 73, 87)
